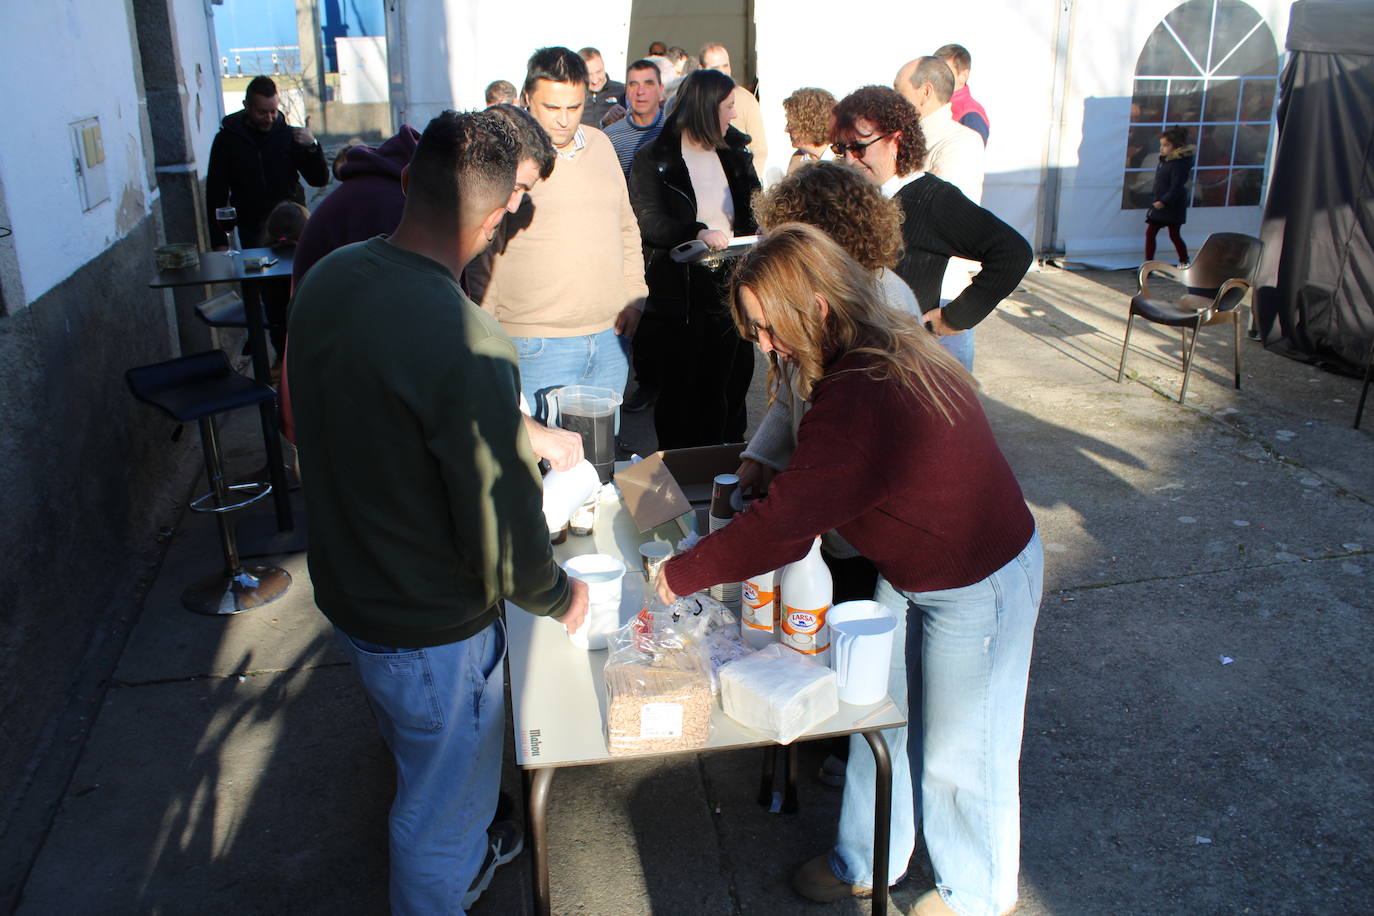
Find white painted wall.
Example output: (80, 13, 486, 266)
(178, 0, 225, 167)
(396, 0, 633, 127)
(338, 36, 389, 104)
(0, 3, 156, 305)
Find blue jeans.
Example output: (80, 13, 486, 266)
(512, 328, 631, 426)
(337, 619, 508, 916)
(832, 532, 1043, 916)
(938, 328, 975, 372)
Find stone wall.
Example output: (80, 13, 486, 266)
(0, 216, 192, 831)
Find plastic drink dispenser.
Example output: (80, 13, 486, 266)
(780, 537, 834, 665)
(741, 567, 780, 650)
(548, 386, 622, 483)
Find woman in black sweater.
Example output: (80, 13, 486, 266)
(628, 69, 761, 448)
(829, 86, 1032, 371)
(1144, 125, 1195, 267)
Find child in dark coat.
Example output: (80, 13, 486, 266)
(1144, 126, 1195, 267)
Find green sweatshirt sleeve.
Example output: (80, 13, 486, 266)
(428, 327, 572, 620)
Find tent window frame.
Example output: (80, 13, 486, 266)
(1122, 0, 1279, 210)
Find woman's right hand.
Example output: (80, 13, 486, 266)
(697, 228, 731, 250)
(736, 458, 775, 496)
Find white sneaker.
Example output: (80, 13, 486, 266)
(461, 818, 525, 909)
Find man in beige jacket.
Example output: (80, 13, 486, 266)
(466, 47, 648, 422)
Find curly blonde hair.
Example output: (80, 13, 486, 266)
(781, 88, 836, 149)
(752, 161, 903, 271)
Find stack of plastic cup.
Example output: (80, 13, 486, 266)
(707, 474, 743, 609)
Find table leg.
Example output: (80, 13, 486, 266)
(863, 729, 893, 916)
(783, 742, 799, 813)
(757, 746, 777, 808)
(237, 280, 298, 547)
(523, 767, 556, 916)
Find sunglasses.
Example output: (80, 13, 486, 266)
(831, 131, 894, 158)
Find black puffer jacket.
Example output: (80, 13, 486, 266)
(628, 126, 760, 319)
(1146, 144, 1195, 225)
(206, 110, 329, 247)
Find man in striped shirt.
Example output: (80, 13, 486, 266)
(603, 59, 666, 177)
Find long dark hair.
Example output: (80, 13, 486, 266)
(665, 69, 734, 148)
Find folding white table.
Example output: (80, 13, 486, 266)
(506, 486, 905, 916)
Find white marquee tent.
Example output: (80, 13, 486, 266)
(382, 0, 1294, 267)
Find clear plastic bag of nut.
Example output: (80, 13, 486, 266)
(602, 596, 721, 756)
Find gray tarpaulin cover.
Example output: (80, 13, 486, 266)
(1254, 0, 1374, 375)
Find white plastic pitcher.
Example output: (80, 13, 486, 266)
(542, 460, 600, 533)
(827, 600, 898, 706)
(562, 553, 626, 650)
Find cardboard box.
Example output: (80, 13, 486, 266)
(614, 443, 747, 534)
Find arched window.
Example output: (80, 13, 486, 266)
(1123, 0, 1279, 210)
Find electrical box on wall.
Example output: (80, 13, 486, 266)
(70, 117, 109, 211)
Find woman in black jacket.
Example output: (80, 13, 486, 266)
(1144, 125, 1196, 267)
(629, 69, 761, 449)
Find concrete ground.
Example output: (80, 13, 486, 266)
(9, 266, 1372, 915)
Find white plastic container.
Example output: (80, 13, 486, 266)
(779, 537, 834, 665)
(827, 600, 898, 706)
(562, 553, 626, 650)
(541, 460, 600, 534)
(740, 567, 781, 650)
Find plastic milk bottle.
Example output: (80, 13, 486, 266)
(779, 538, 834, 665)
(740, 567, 781, 650)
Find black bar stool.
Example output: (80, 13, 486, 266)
(126, 350, 291, 615)
(194, 290, 248, 328)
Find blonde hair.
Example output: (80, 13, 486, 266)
(730, 223, 974, 422)
(781, 88, 836, 148)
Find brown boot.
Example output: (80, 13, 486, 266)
(790, 853, 872, 902)
(912, 888, 1015, 916)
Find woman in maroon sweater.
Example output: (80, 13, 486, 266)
(656, 224, 1043, 916)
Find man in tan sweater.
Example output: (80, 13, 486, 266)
(701, 42, 768, 180)
(466, 46, 647, 422)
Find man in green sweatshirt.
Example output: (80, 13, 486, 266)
(287, 109, 587, 915)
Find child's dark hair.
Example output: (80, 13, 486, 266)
(265, 200, 309, 249)
(1161, 125, 1189, 147)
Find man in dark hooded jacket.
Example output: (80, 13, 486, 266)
(292, 125, 421, 287)
(206, 75, 329, 249)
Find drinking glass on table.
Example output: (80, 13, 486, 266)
(215, 206, 239, 256)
